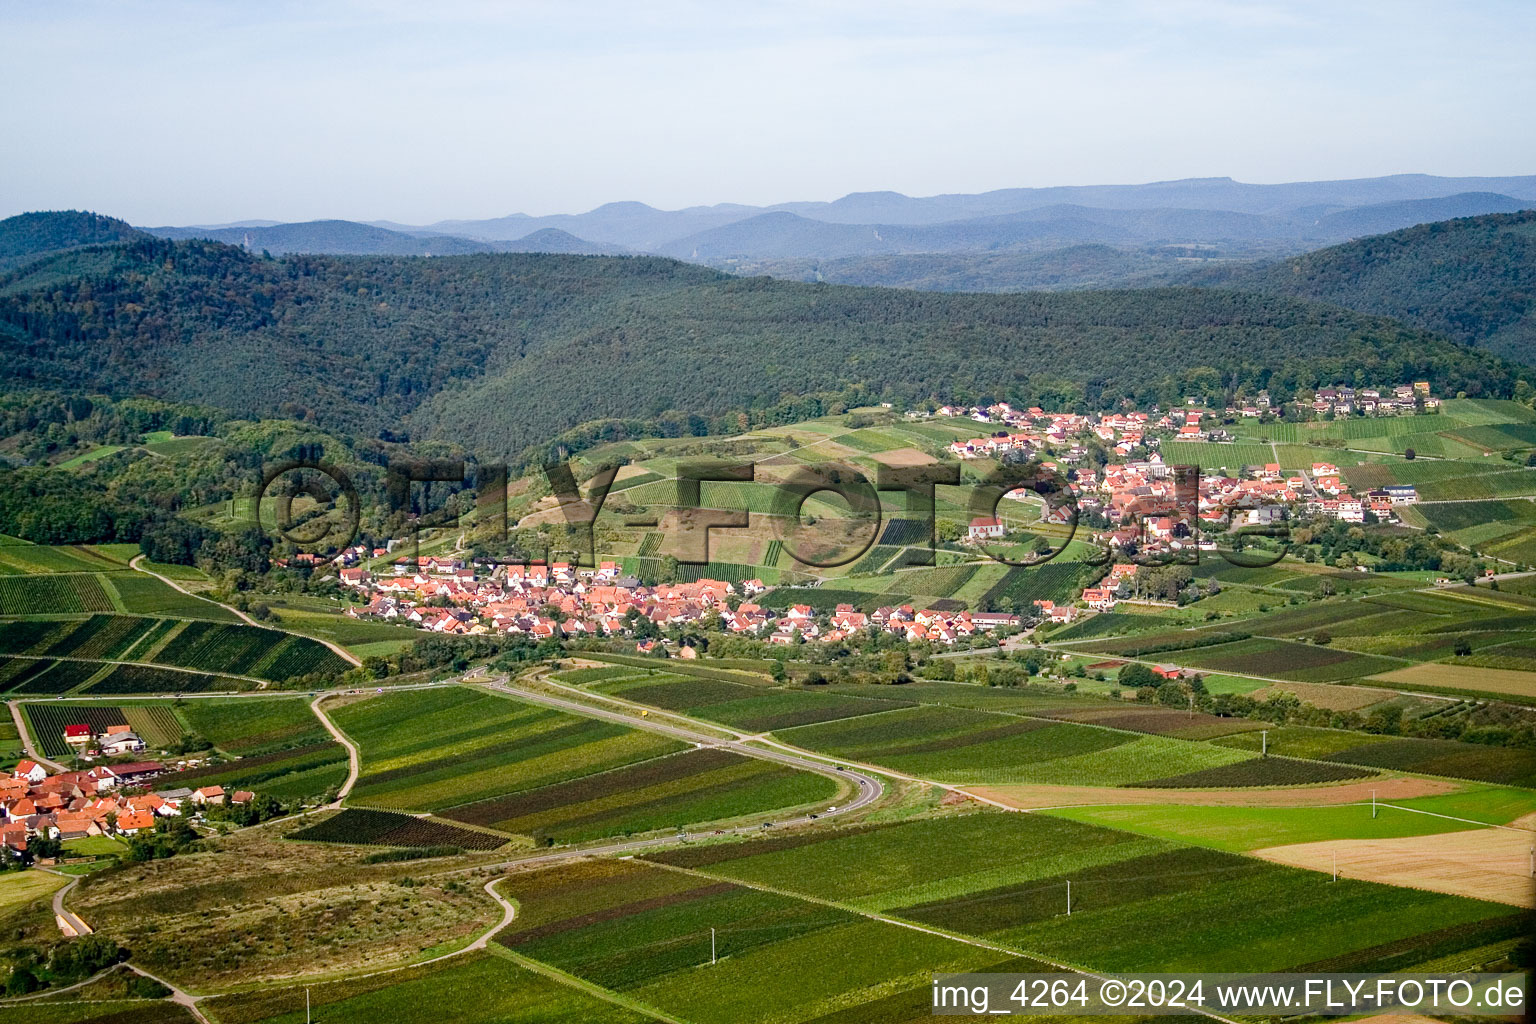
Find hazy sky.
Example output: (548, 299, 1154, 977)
(3, 0, 1533, 224)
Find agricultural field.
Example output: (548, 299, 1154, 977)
(178, 696, 331, 755)
(642, 810, 1520, 974)
(83, 663, 244, 694)
(334, 687, 840, 841)
(1213, 725, 1536, 787)
(0, 572, 115, 614)
(153, 620, 349, 680)
(167, 741, 352, 801)
(495, 857, 1010, 1024)
(199, 950, 661, 1024)
(289, 808, 507, 849)
(440, 746, 838, 843)
(777, 704, 1256, 785)
(593, 671, 911, 732)
(1042, 802, 1481, 852)
(22, 701, 184, 757)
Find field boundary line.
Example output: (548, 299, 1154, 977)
(1369, 801, 1536, 833)
(644, 859, 1245, 1024)
(0, 652, 270, 687)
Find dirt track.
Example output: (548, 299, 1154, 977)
(1255, 829, 1536, 908)
(965, 776, 1460, 810)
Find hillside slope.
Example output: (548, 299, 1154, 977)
(1239, 210, 1536, 364)
(0, 232, 1516, 461)
(0, 211, 148, 271)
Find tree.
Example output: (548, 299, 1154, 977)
(4, 967, 38, 996)
(1117, 662, 1157, 689)
(1404, 447, 1416, 460)
(1453, 637, 1473, 657)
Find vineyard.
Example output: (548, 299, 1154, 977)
(35, 614, 158, 660)
(168, 741, 351, 799)
(23, 702, 183, 757)
(1125, 755, 1375, 788)
(289, 809, 507, 850)
(878, 517, 930, 546)
(0, 657, 52, 693)
(0, 573, 115, 614)
(85, 663, 240, 694)
(441, 746, 836, 843)
(976, 560, 1105, 612)
(155, 621, 349, 681)
(13, 660, 102, 694)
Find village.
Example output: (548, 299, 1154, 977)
(1, 721, 249, 861)
(329, 381, 1435, 648)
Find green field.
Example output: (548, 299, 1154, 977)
(179, 696, 332, 754)
(595, 672, 911, 732)
(1043, 803, 1483, 851)
(154, 620, 349, 680)
(199, 950, 660, 1024)
(644, 811, 1519, 975)
(334, 688, 839, 841)
(777, 704, 1255, 785)
(496, 858, 1007, 1024)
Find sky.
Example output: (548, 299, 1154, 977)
(2, 0, 1533, 225)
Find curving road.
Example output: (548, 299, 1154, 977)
(8, 700, 66, 773)
(130, 555, 362, 668)
(51, 875, 90, 936)
(482, 674, 883, 825)
(309, 692, 360, 805)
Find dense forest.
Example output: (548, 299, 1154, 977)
(0, 210, 147, 271)
(0, 392, 472, 550)
(1232, 210, 1536, 364)
(0, 219, 1517, 464)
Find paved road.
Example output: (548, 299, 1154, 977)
(484, 673, 883, 823)
(52, 875, 90, 936)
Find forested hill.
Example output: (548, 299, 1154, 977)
(0, 211, 147, 271)
(1235, 210, 1536, 365)
(0, 233, 1517, 462)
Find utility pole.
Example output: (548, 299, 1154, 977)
(1066, 880, 1071, 916)
(711, 927, 717, 965)
(1371, 790, 1377, 819)
(1331, 852, 1337, 882)
(1261, 730, 1267, 757)
(306, 986, 311, 1024)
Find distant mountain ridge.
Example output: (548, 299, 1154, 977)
(120, 176, 1535, 288)
(403, 174, 1536, 249)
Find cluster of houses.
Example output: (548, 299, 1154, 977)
(930, 382, 1437, 451)
(342, 558, 1027, 647)
(1298, 382, 1437, 418)
(782, 603, 1019, 645)
(344, 558, 772, 640)
(1, 757, 245, 857)
(329, 382, 1438, 649)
